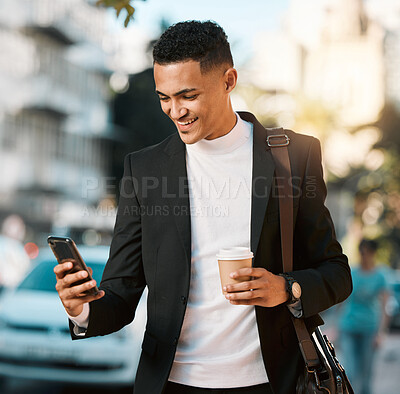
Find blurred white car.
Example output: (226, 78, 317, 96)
(0, 245, 147, 388)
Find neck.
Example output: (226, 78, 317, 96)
(361, 261, 375, 271)
(205, 103, 237, 140)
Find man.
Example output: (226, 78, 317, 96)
(339, 239, 389, 394)
(54, 21, 352, 394)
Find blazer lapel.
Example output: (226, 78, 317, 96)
(237, 112, 275, 260)
(162, 134, 192, 266)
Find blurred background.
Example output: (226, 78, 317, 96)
(0, 0, 399, 393)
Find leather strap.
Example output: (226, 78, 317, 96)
(266, 128, 320, 369)
(266, 129, 293, 273)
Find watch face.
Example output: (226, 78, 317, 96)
(292, 282, 302, 299)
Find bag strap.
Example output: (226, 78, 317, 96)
(266, 128, 320, 369)
(265, 130, 293, 273)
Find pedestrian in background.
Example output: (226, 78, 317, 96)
(339, 239, 390, 394)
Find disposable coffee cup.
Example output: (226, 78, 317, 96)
(216, 247, 254, 295)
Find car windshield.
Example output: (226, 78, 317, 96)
(17, 260, 105, 293)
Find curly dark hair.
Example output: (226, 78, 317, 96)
(153, 20, 234, 73)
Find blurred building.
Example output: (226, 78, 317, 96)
(241, 0, 385, 130)
(0, 0, 118, 244)
(364, 0, 400, 109)
(302, 0, 384, 128)
(384, 30, 400, 110)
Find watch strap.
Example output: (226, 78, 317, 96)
(279, 273, 299, 305)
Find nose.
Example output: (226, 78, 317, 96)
(169, 100, 187, 120)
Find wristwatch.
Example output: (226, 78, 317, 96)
(279, 273, 302, 305)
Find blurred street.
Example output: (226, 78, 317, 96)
(372, 332, 400, 394)
(1, 332, 399, 394)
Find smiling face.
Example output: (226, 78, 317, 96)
(154, 60, 237, 144)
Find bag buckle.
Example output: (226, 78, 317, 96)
(266, 134, 290, 147)
(307, 367, 324, 391)
(313, 369, 321, 388)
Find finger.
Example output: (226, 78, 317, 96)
(230, 267, 266, 279)
(229, 297, 262, 306)
(64, 279, 98, 299)
(62, 270, 89, 287)
(60, 258, 76, 265)
(224, 279, 260, 293)
(87, 266, 93, 276)
(72, 290, 105, 304)
(63, 291, 105, 312)
(225, 290, 262, 301)
(54, 262, 74, 279)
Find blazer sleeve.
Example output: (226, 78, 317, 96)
(71, 153, 146, 339)
(289, 137, 352, 319)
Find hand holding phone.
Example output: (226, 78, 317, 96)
(49, 236, 104, 317)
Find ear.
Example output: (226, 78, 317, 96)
(223, 67, 238, 93)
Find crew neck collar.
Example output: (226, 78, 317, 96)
(185, 113, 251, 155)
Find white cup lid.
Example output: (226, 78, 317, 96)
(216, 247, 254, 260)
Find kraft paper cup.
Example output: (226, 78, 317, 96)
(216, 247, 254, 295)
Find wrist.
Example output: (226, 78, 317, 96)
(277, 275, 290, 304)
(278, 273, 302, 305)
(66, 305, 83, 318)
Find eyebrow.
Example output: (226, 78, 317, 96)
(155, 88, 198, 97)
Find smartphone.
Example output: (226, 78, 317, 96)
(47, 236, 100, 296)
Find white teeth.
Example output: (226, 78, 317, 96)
(178, 117, 197, 125)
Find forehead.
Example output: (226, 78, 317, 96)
(153, 60, 220, 93)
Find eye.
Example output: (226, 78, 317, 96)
(183, 95, 197, 100)
(158, 96, 169, 102)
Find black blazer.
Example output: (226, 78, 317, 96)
(71, 112, 352, 394)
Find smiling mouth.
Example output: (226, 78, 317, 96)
(177, 117, 198, 126)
